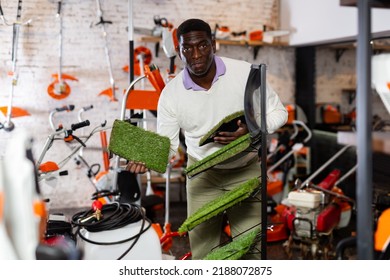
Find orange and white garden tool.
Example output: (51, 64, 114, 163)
(47, 1, 78, 100)
(0, 0, 31, 132)
(161, 23, 179, 81)
(122, 46, 153, 76)
(95, 0, 117, 102)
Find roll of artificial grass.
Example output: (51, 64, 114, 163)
(203, 227, 261, 260)
(108, 119, 170, 173)
(178, 177, 260, 233)
(199, 111, 246, 146)
(185, 133, 255, 178)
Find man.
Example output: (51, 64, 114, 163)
(127, 18, 287, 259)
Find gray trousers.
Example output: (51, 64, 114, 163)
(185, 155, 262, 260)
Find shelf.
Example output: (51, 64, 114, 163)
(140, 173, 185, 185)
(340, 0, 390, 8)
(337, 131, 390, 155)
(329, 41, 390, 61)
(329, 42, 390, 51)
(216, 38, 288, 47)
(138, 36, 161, 43)
(138, 36, 288, 48)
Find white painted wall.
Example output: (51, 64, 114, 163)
(280, 0, 390, 46)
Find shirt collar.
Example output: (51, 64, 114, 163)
(183, 56, 226, 91)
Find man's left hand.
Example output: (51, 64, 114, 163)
(213, 120, 248, 145)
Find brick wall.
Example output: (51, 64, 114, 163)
(1, 0, 385, 209)
(316, 46, 390, 120)
(0, 0, 293, 209)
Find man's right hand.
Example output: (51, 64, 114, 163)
(125, 161, 148, 174)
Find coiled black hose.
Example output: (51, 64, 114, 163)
(71, 202, 152, 260)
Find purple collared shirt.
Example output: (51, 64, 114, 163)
(182, 55, 226, 91)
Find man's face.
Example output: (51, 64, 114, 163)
(177, 31, 216, 77)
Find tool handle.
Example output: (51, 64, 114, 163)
(57, 1, 62, 16)
(78, 105, 93, 122)
(71, 120, 90, 131)
(82, 105, 94, 112)
(56, 104, 75, 112)
(16, 0, 22, 21)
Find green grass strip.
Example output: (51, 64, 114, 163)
(199, 111, 245, 146)
(203, 227, 261, 260)
(108, 119, 171, 173)
(185, 134, 252, 178)
(178, 177, 260, 233)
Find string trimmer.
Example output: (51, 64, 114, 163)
(47, 1, 78, 100)
(0, 0, 31, 131)
(95, 0, 117, 102)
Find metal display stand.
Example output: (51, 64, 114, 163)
(244, 64, 268, 259)
(259, 64, 268, 260)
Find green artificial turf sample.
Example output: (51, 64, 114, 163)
(108, 119, 171, 173)
(199, 111, 246, 146)
(203, 227, 261, 260)
(178, 177, 260, 233)
(185, 133, 254, 178)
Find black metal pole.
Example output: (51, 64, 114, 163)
(128, 0, 134, 117)
(356, 0, 374, 260)
(260, 64, 267, 260)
